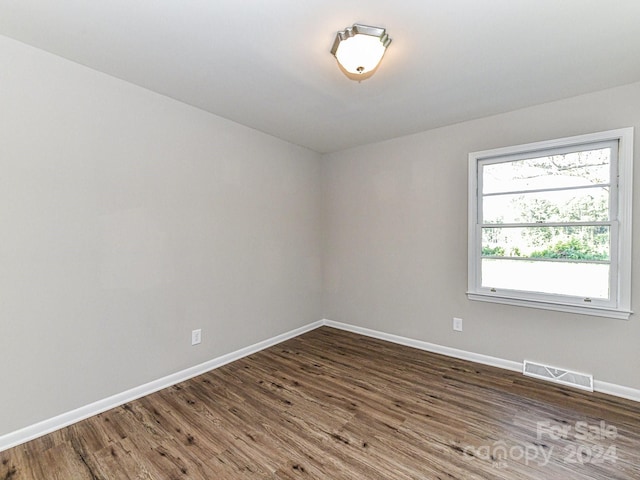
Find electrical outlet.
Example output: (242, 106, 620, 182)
(191, 329, 202, 345)
(453, 317, 463, 332)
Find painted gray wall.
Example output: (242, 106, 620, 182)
(322, 81, 640, 390)
(0, 36, 322, 436)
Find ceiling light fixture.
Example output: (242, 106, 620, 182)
(331, 23, 391, 81)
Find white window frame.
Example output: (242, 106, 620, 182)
(468, 128, 633, 319)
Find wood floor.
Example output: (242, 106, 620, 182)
(2, 327, 640, 479)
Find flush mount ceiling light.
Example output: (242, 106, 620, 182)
(331, 23, 391, 81)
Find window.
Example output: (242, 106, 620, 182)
(468, 129, 633, 319)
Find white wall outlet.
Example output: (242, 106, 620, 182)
(453, 317, 463, 332)
(191, 329, 202, 345)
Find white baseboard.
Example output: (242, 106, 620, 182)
(322, 320, 522, 372)
(322, 319, 640, 403)
(3, 317, 638, 453)
(0, 320, 323, 453)
(593, 380, 640, 403)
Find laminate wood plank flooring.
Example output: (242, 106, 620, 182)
(2, 326, 640, 479)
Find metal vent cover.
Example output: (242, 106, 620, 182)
(523, 360, 594, 392)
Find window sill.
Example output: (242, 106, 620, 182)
(467, 292, 632, 320)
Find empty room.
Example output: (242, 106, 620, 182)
(1, 1, 640, 478)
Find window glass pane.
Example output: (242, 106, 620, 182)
(481, 226, 610, 260)
(483, 186, 610, 224)
(482, 148, 611, 195)
(481, 258, 609, 299)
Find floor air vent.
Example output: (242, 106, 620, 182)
(523, 360, 593, 392)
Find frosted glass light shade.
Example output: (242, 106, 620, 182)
(331, 24, 391, 78)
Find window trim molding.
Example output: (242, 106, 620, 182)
(467, 128, 634, 319)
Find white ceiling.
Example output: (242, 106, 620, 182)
(2, 1, 640, 153)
